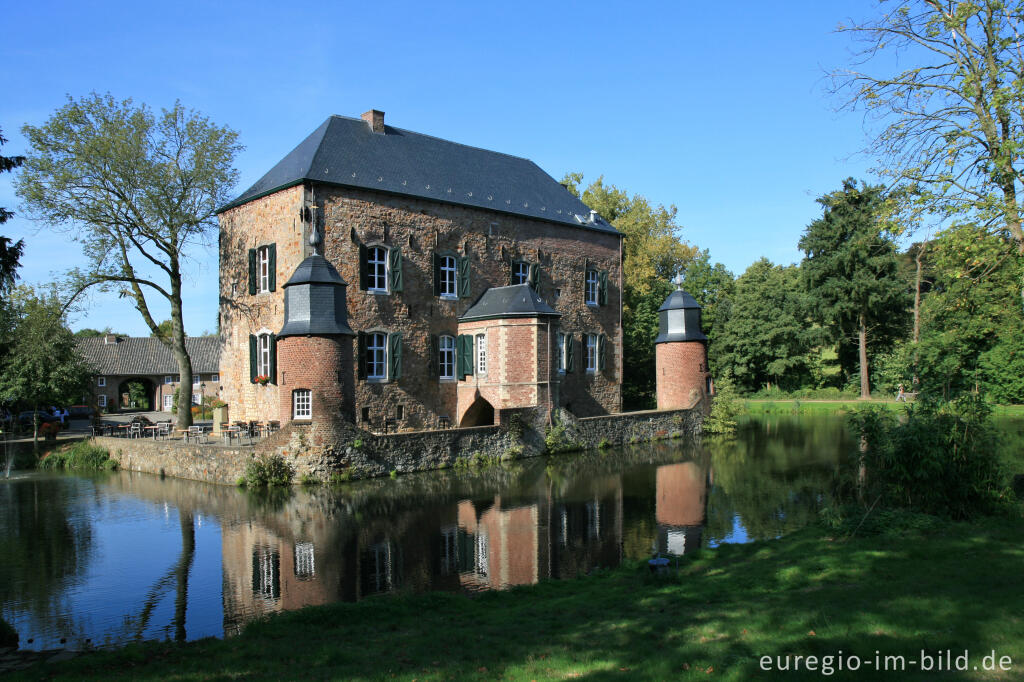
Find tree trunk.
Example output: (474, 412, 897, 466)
(169, 275, 194, 430)
(32, 401, 39, 453)
(859, 313, 870, 400)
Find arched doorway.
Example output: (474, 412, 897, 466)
(116, 377, 156, 412)
(460, 396, 495, 427)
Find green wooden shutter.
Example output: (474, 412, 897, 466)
(528, 262, 540, 288)
(566, 334, 576, 373)
(268, 244, 277, 292)
(432, 252, 441, 296)
(248, 249, 257, 295)
(458, 256, 471, 299)
(598, 334, 606, 372)
(457, 334, 474, 380)
(269, 333, 278, 384)
(430, 334, 439, 378)
(389, 248, 403, 293)
(598, 270, 608, 306)
(358, 244, 368, 290)
(357, 332, 367, 380)
(388, 332, 402, 380)
(249, 334, 258, 382)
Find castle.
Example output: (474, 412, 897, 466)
(217, 110, 625, 430)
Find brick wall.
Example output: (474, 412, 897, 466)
(276, 335, 354, 424)
(655, 341, 709, 411)
(218, 183, 622, 428)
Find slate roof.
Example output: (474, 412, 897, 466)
(77, 336, 221, 375)
(658, 289, 702, 311)
(459, 284, 560, 322)
(218, 115, 621, 236)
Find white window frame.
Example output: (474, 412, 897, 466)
(257, 333, 272, 378)
(513, 261, 529, 286)
(192, 392, 201, 406)
(293, 389, 312, 420)
(476, 333, 487, 376)
(439, 335, 456, 381)
(439, 255, 457, 299)
(556, 332, 566, 374)
(367, 246, 389, 293)
(367, 332, 387, 380)
(585, 333, 598, 374)
(294, 542, 315, 579)
(97, 395, 107, 408)
(97, 376, 106, 387)
(256, 245, 271, 294)
(193, 375, 201, 386)
(585, 270, 599, 306)
(211, 373, 219, 382)
(163, 394, 173, 411)
(164, 375, 173, 385)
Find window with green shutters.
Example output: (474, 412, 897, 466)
(248, 244, 277, 295)
(249, 332, 277, 384)
(456, 334, 474, 380)
(359, 245, 401, 294)
(510, 260, 539, 288)
(598, 333, 607, 372)
(388, 332, 402, 380)
(565, 333, 576, 373)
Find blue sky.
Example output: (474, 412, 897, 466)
(1, 1, 881, 336)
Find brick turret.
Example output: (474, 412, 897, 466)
(654, 289, 711, 411)
(276, 239, 356, 425)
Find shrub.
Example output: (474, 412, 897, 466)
(846, 395, 1007, 519)
(705, 372, 740, 435)
(244, 453, 294, 487)
(329, 471, 352, 485)
(38, 441, 116, 471)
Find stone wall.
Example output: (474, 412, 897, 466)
(94, 404, 702, 486)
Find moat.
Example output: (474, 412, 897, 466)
(1, 414, 853, 650)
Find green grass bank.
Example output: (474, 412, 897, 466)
(12, 509, 1024, 681)
(741, 398, 1024, 418)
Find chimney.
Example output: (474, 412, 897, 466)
(104, 334, 118, 345)
(361, 109, 385, 134)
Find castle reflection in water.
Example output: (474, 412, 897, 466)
(220, 459, 710, 635)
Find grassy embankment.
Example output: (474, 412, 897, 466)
(12, 508, 1024, 681)
(742, 398, 1024, 418)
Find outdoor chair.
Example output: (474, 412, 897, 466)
(267, 420, 280, 435)
(187, 425, 207, 444)
(156, 422, 172, 440)
(129, 423, 142, 439)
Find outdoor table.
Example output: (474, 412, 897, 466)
(117, 424, 132, 438)
(143, 425, 160, 440)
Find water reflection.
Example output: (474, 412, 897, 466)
(2, 415, 859, 649)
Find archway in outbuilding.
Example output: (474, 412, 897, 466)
(115, 377, 156, 412)
(459, 396, 495, 427)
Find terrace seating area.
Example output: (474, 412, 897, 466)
(90, 418, 280, 446)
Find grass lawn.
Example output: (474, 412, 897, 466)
(14, 510, 1024, 681)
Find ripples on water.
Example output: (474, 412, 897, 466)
(1, 415, 853, 650)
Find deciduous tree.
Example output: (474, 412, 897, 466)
(15, 94, 241, 428)
(833, 0, 1024, 255)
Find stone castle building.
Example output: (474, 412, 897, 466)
(217, 110, 623, 430)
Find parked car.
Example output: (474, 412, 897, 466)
(17, 411, 60, 428)
(67, 405, 96, 419)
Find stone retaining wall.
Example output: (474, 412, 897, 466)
(93, 404, 703, 486)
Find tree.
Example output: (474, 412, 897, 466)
(833, 1, 1024, 255)
(916, 224, 1024, 398)
(0, 289, 93, 450)
(151, 318, 180, 343)
(15, 94, 241, 428)
(800, 179, 910, 399)
(680, 250, 735, 375)
(716, 259, 816, 393)
(74, 327, 123, 338)
(1, 126, 25, 293)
